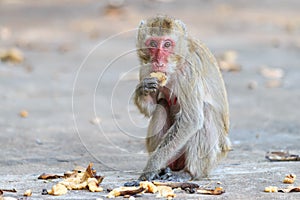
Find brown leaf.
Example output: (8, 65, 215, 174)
(46, 163, 105, 195)
(278, 186, 300, 193)
(38, 173, 64, 180)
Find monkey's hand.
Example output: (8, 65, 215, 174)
(136, 77, 159, 96)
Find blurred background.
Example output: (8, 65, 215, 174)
(0, 0, 300, 180)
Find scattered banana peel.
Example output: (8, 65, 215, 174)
(283, 174, 296, 184)
(266, 151, 300, 161)
(265, 186, 300, 193)
(40, 163, 104, 196)
(264, 174, 299, 193)
(107, 181, 224, 198)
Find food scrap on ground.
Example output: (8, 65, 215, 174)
(38, 173, 64, 180)
(217, 50, 241, 72)
(265, 186, 300, 193)
(197, 186, 225, 195)
(264, 174, 299, 193)
(40, 163, 104, 196)
(259, 66, 284, 88)
(19, 110, 28, 118)
(156, 186, 176, 199)
(260, 66, 284, 79)
(108, 181, 225, 198)
(0, 48, 24, 64)
(264, 186, 278, 193)
(265, 151, 300, 161)
(23, 189, 32, 197)
(283, 174, 296, 184)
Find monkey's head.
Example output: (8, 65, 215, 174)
(137, 16, 188, 77)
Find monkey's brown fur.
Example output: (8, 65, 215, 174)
(134, 15, 231, 180)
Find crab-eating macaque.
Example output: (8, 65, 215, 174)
(134, 15, 231, 181)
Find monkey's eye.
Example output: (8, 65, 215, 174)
(164, 41, 172, 48)
(149, 40, 157, 48)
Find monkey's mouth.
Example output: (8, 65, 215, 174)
(152, 62, 167, 73)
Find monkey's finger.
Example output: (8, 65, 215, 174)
(143, 77, 159, 85)
(124, 180, 140, 187)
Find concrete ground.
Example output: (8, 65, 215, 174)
(0, 0, 300, 199)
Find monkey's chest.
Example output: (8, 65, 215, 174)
(157, 91, 180, 118)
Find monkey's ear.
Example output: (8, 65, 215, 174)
(175, 19, 187, 35)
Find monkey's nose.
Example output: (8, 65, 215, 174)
(154, 62, 164, 68)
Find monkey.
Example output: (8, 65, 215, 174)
(133, 15, 231, 181)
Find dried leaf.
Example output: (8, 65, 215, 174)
(266, 151, 300, 161)
(87, 178, 103, 192)
(38, 173, 64, 180)
(278, 186, 300, 193)
(46, 163, 104, 195)
(197, 187, 225, 195)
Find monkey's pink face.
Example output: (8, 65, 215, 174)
(145, 37, 175, 73)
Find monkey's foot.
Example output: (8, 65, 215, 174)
(124, 168, 191, 186)
(157, 167, 191, 182)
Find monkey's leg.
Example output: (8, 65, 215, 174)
(146, 98, 191, 181)
(185, 103, 220, 179)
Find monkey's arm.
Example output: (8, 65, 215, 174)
(139, 108, 204, 180)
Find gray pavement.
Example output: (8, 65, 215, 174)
(1, 0, 300, 199)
